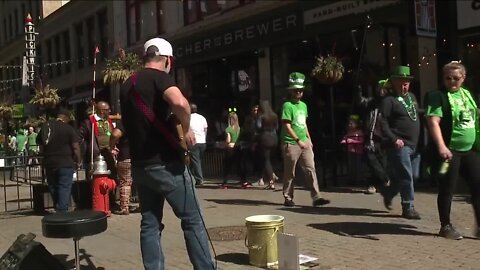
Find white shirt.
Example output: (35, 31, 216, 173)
(190, 113, 208, 144)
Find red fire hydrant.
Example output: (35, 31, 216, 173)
(92, 174, 116, 217)
(91, 155, 116, 217)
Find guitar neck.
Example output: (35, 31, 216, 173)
(175, 123, 188, 150)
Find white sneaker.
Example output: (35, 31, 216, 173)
(366, 186, 376, 194)
(257, 179, 264, 186)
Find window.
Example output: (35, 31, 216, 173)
(156, 0, 165, 35)
(8, 14, 12, 40)
(54, 35, 61, 76)
(46, 39, 53, 79)
(97, 8, 108, 59)
(183, 0, 255, 25)
(14, 9, 19, 35)
(86, 16, 95, 66)
(63, 31, 71, 74)
(75, 23, 84, 69)
(2, 18, 6, 43)
(21, 4, 26, 23)
(126, 0, 141, 45)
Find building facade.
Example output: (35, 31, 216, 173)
(1, 0, 474, 143)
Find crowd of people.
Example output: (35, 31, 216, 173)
(27, 36, 480, 269)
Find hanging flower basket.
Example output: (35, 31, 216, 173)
(30, 84, 60, 109)
(103, 49, 142, 85)
(0, 104, 14, 120)
(312, 55, 344, 85)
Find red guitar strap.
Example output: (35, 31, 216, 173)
(129, 73, 183, 150)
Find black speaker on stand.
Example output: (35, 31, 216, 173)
(0, 233, 65, 270)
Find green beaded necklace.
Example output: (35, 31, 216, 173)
(396, 94, 417, 121)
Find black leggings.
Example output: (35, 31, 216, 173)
(259, 131, 278, 182)
(223, 147, 246, 184)
(437, 150, 480, 226)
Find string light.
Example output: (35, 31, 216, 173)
(0, 65, 22, 70)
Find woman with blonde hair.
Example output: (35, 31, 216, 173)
(426, 61, 480, 240)
(222, 110, 249, 188)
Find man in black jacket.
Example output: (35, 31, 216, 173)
(379, 66, 421, 220)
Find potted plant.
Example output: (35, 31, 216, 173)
(311, 54, 345, 85)
(0, 104, 14, 120)
(103, 49, 142, 85)
(29, 84, 60, 109)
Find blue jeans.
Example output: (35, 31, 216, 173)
(189, 143, 206, 184)
(45, 167, 74, 212)
(385, 146, 420, 210)
(132, 162, 214, 270)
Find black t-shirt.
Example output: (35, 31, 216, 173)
(37, 120, 78, 169)
(120, 68, 176, 165)
(379, 92, 420, 148)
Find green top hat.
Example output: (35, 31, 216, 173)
(390, 66, 413, 80)
(287, 72, 306, 90)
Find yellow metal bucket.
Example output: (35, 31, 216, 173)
(245, 215, 284, 267)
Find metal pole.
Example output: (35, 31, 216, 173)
(90, 47, 99, 174)
(74, 238, 81, 270)
(329, 86, 338, 186)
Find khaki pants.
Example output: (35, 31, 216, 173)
(282, 142, 321, 201)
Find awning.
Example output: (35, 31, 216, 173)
(68, 88, 104, 104)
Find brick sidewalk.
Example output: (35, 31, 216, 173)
(1, 181, 479, 269)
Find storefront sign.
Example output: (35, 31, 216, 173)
(24, 14, 36, 87)
(457, 0, 480, 29)
(12, 104, 24, 119)
(174, 11, 302, 61)
(414, 0, 436, 37)
(304, 0, 400, 25)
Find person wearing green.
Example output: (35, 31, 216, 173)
(426, 61, 480, 240)
(281, 72, 330, 207)
(222, 110, 251, 188)
(27, 126, 39, 165)
(15, 128, 27, 165)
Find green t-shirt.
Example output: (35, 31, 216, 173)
(27, 132, 39, 153)
(426, 88, 477, 151)
(280, 100, 309, 144)
(225, 126, 240, 144)
(16, 133, 27, 152)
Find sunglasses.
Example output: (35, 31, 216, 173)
(444, 76, 462, 81)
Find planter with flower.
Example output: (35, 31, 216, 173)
(311, 54, 345, 85)
(103, 49, 142, 85)
(29, 84, 61, 110)
(0, 104, 14, 120)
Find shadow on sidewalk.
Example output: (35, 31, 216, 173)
(53, 248, 104, 270)
(206, 198, 283, 206)
(308, 222, 437, 240)
(216, 252, 250, 266)
(279, 206, 389, 217)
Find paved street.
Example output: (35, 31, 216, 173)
(1, 179, 479, 270)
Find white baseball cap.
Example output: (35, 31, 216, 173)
(143, 37, 173, 57)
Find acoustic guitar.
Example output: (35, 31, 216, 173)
(167, 114, 191, 165)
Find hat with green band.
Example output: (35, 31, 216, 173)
(377, 79, 390, 88)
(287, 72, 306, 90)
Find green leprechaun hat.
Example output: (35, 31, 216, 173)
(287, 72, 306, 90)
(390, 66, 414, 80)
